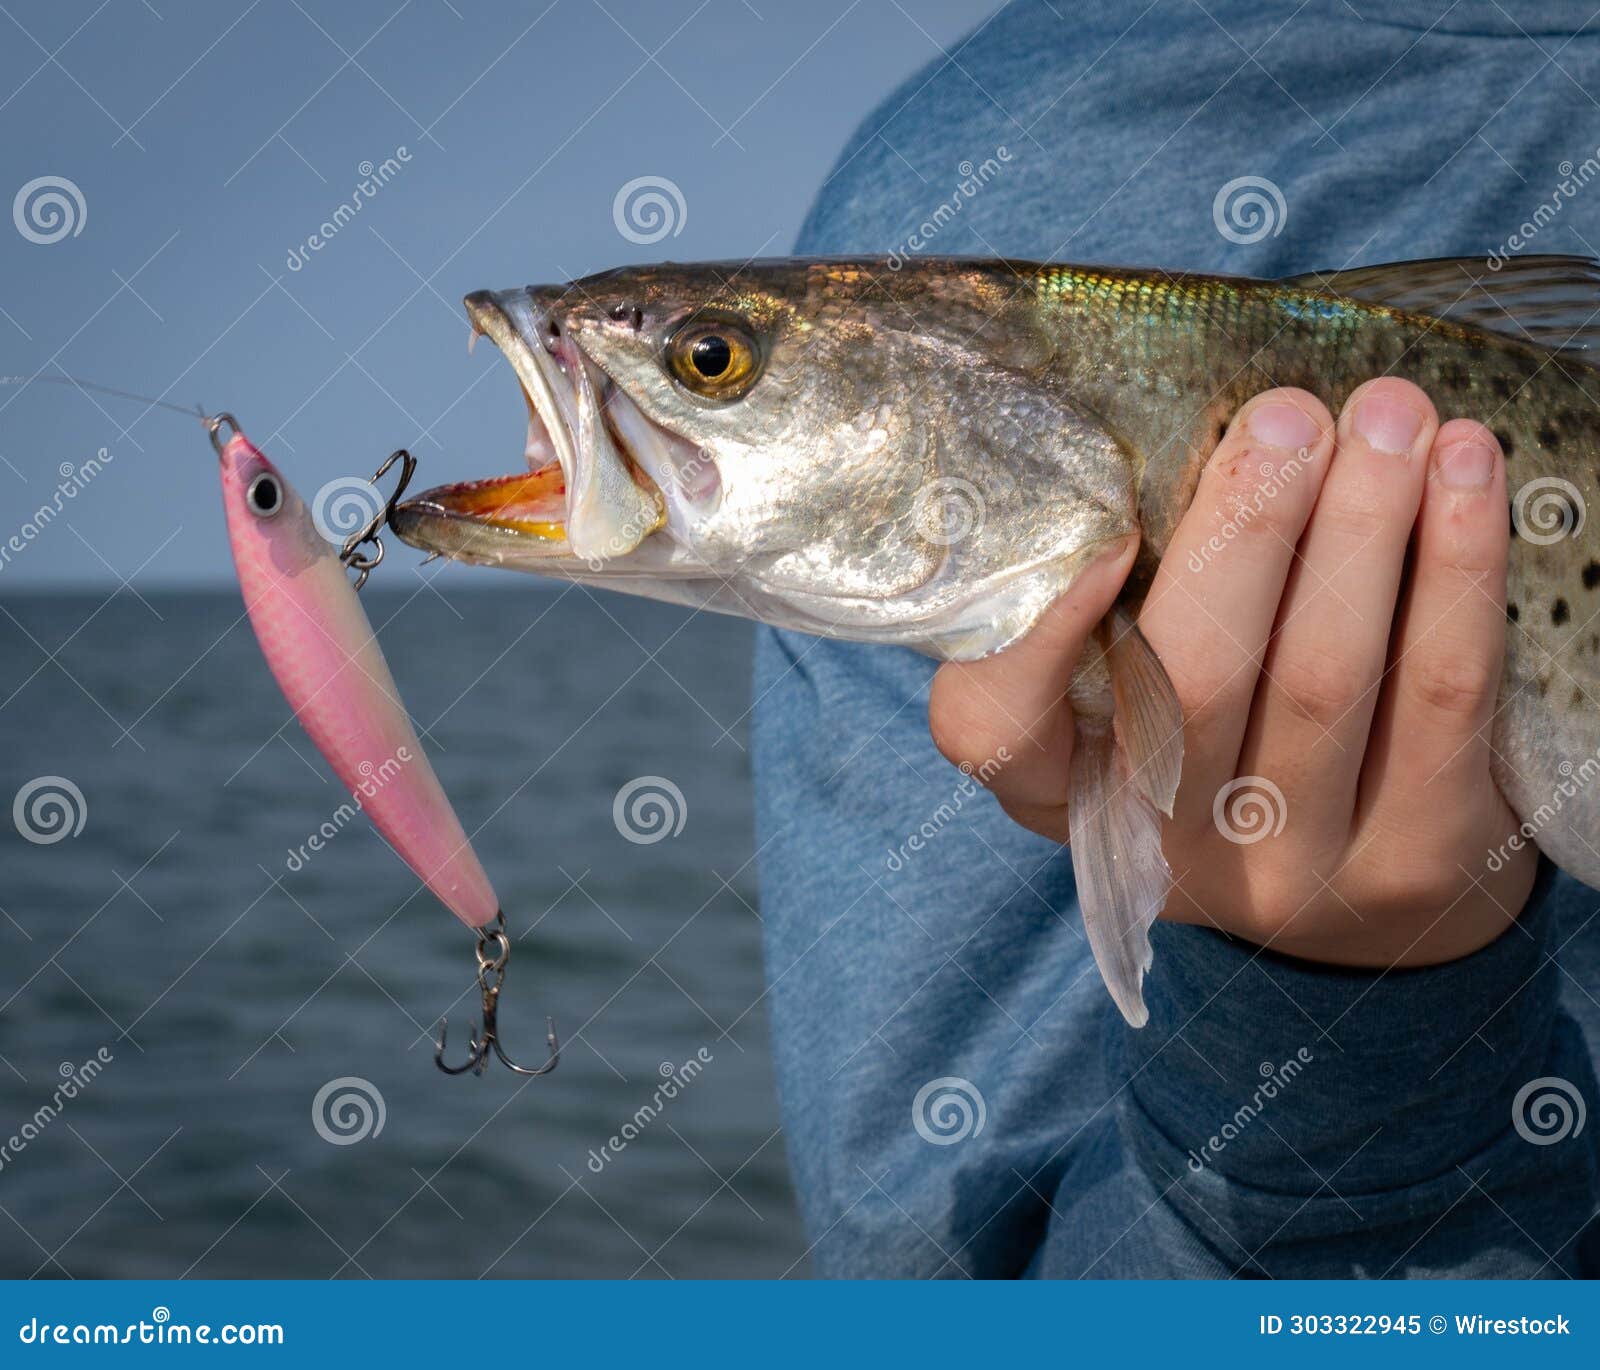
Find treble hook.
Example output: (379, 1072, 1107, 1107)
(340, 448, 417, 591)
(435, 912, 560, 1077)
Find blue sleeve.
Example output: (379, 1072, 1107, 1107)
(754, 0, 1600, 1279)
(752, 630, 1114, 1277)
(1035, 863, 1600, 1278)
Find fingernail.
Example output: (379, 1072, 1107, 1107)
(1091, 533, 1138, 567)
(1436, 434, 1496, 490)
(1354, 391, 1426, 455)
(1247, 401, 1322, 454)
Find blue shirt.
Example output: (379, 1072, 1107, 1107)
(754, 0, 1600, 1278)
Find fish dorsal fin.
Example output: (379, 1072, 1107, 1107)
(1280, 255, 1600, 360)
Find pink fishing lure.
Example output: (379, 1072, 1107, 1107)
(213, 418, 499, 930)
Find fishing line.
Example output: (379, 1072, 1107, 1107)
(9, 371, 436, 580)
(0, 373, 205, 420)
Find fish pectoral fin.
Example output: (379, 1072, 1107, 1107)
(1068, 611, 1183, 1028)
(1068, 722, 1170, 1029)
(1103, 606, 1184, 817)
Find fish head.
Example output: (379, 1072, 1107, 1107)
(214, 422, 328, 578)
(394, 258, 1140, 657)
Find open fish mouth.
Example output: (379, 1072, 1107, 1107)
(393, 289, 712, 572)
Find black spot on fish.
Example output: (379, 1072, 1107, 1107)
(1491, 373, 1517, 401)
(1494, 428, 1515, 459)
(1539, 420, 1560, 448)
(1538, 675, 1551, 698)
(1440, 360, 1470, 391)
(1585, 561, 1600, 590)
(1508, 602, 1520, 622)
(1591, 632, 1598, 653)
(1553, 597, 1571, 626)
(1575, 687, 1587, 707)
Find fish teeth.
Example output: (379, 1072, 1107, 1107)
(525, 414, 544, 470)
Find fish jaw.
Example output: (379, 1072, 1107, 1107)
(392, 465, 571, 565)
(437, 289, 669, 566)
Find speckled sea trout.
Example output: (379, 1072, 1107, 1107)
(393, 254, 1600, 1025)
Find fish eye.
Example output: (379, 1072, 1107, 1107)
(692, 334, 732, 377)
(247, 471, 283, 518)
(666, 319, 759, 399)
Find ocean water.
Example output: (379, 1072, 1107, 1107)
(0, 585, 806, 1278)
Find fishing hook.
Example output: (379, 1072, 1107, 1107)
(435, 912, 560, 1077)
(340, 448, 416, 592)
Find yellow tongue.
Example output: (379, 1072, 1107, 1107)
(432, 464, 567, 540)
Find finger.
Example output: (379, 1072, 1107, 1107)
(1139, 388, 1334, 829)
(1358, 420, 1508, 839)
(1239, 378, 1439, 841)
(928, 536, 1136, 824)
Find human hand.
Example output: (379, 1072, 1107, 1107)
(928, 379, 1536, 969)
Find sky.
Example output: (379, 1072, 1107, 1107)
(0, 0, 995, 587)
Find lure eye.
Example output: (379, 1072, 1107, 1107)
(247, 471, 283, 519)
(666, 319, 759, 399)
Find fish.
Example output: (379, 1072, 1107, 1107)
(392, 253, 1600, 1026)
(212, 416, 502, 931)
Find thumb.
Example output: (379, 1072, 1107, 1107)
(928, 535, 1138, 811)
